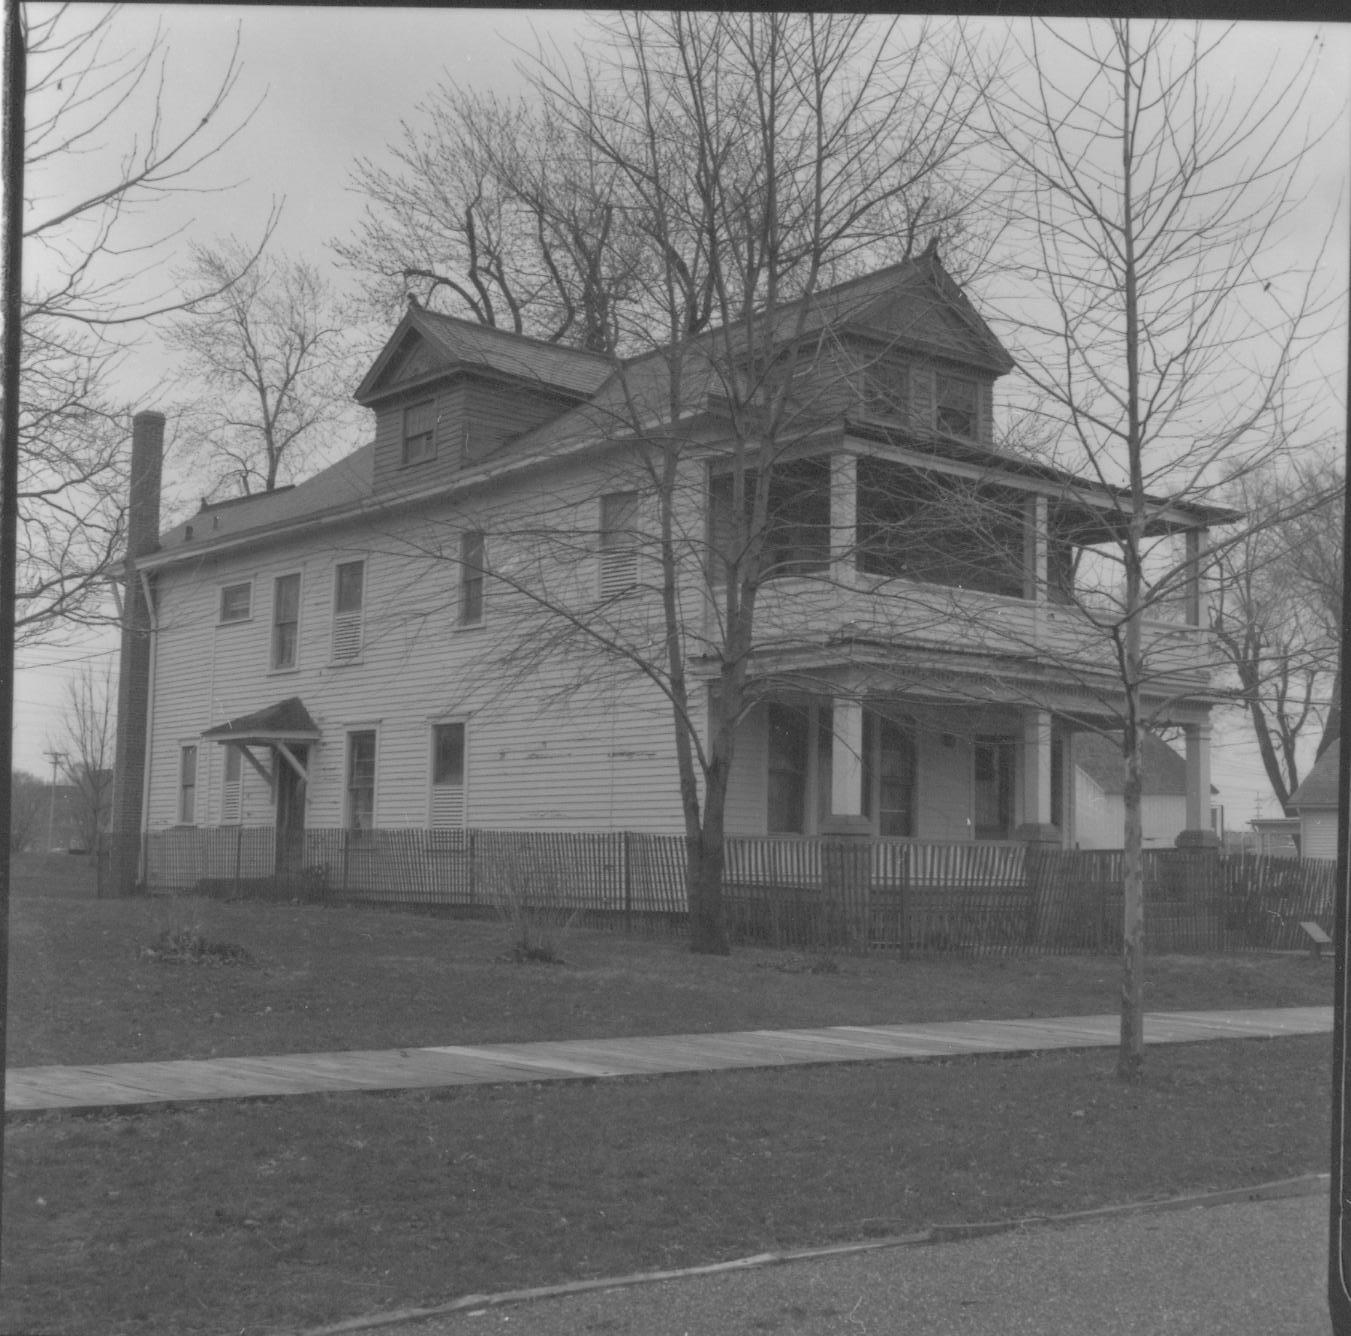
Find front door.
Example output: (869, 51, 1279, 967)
(973, 738, 1014, 840)
(275, 745, 308, 874)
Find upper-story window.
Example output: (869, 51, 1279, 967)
(271, 573, 301, 670)
(709, 458, 830, 584)
(936, 373, 977, 439)
(458, 530, 485, 627)
(219, 581, 252, 624)
(403, 400, 437, 466)
(332, 560, 365, 662)
(599, 491, 640, 598)
(859, 351, 908, 418)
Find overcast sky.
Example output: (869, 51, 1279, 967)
(13, 7, 1351, 831)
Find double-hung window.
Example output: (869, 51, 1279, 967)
(221, 746, 242, 824)
(936, 374, 977, 439)
(458, 531, 485, 627)
(429, 722, 467, 847)
(272, 574, 301, 670)
(346, 731, 377, 839)
(332, 560, 365, 662)
(219, 582, 252, 624)
(599, 491, 640, 598)
(403, 400, 437, 465)
(178, 745, 198, 825)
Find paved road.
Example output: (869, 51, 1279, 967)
(312, 1187, 1334, 1336)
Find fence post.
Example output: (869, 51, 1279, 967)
(622, 830, 632, 935)
(820, 816, 872, 951)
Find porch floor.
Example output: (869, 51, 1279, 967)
(5, 1006, 1332, 1113)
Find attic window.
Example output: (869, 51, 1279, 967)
(859, 350, 908, 418)
(403, 400, 437, 465)
(936, 374, 977, 439)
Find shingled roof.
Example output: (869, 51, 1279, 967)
(1289, 745, 1339, 810)
(1074, 731, 1211, 798)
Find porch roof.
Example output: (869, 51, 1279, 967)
(202, 696, 320, 745)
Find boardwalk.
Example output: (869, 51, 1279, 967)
(5, 1006, 1331, 1114)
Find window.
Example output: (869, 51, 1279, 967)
(332, 560, 365, 661)
(874, 717, 916, 838)
(221, 746, 242, 824)
(973, 737, 1015, 840)
(859, 351, 908, 418)
(219, 582, 252, 623)
(767, 703, 810, 834)
(429, 722, 467, 846)
(271, 573, 301, 670)
(599, 491, 640, 598)
(709, 458, 830, 584)
(936, 373, 978, 438)
(459, 530, 485, 626)
(346, 731, 376, 836)
(178, 745, 198, 825)
(403, 400, 437, 465)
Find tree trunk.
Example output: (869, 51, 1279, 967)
(687, 779, 730, 955)
(1118, 717, 1146, 1081)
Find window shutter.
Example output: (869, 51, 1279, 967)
(429, 783, 466, 850)
(332, 609, 363, 661)
(599, 492, 640, 599)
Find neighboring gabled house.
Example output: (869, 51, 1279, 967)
(1288, 745, 1339, 860)
(117, 251, 1230, 886)
(1069, 732, 1221, 850)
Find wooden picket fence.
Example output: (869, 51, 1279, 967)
(141, 825, 1337, 957)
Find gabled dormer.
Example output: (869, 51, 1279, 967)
(355, 305, 613, 494)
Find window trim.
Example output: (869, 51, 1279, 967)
(219, 580, 253, 624)
(270, 572, 302, 672)
(458, 530, 485, 628)
(178, 743, 198, 826)
(402, 399, 437, 466)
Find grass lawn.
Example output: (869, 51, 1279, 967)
(0, 854, 1338, 1335)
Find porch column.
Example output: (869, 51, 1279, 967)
(1023, 495, 1048, 601)
(1016, 706, 1058, 843)
(829, 694, 866, 822)
(830, 453, 858, 587)
(1176, 720, 1219, 848)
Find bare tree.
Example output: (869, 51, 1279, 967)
(16, 5, 263, 641)
(1211, 451, 1342, 811)
(48, 663, 116, 877)
(978, 19, 1334, 1077)
(167, 240, 367, 497)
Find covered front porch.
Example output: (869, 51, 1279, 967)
(723, 681, 1216, 850)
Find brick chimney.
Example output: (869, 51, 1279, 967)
(109, 411, 164, 897)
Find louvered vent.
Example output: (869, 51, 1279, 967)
(221, 780, 241, 825)
(428, 784, 466, 851)
(332, 609, 363, 661)
(599, 549, 639, 599)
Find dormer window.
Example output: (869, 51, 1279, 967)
(403, 400, 437, 465)
(859, 351, 908, 418)
(936, 374, 977, 439)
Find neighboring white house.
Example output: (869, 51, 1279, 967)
(118, 251, 1230, 884)
(1069, 731, 1221, 850)
(1288, 746, 1339, 860)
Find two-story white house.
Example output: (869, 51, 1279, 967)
(119, 251, 1228, 887)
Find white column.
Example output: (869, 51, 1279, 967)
(1022, 707, 1053, 827)
(1184, 721, 1212, 831)
(830, 453, 858, 587)
(831, 695, 865, 818)
(1184, 528, 1210, 627)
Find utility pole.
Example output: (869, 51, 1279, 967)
(44, 750, 66, 852)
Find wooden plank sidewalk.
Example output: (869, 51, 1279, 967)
(5, 1006, 1332, 1115)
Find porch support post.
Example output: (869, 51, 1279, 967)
(829, 694, 866, 822)
(1176, 719, 1219, 848)
(1016, 706, 1058, 844)
(829, 453, 858, 588)
(1023, 495, 1048, 601)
